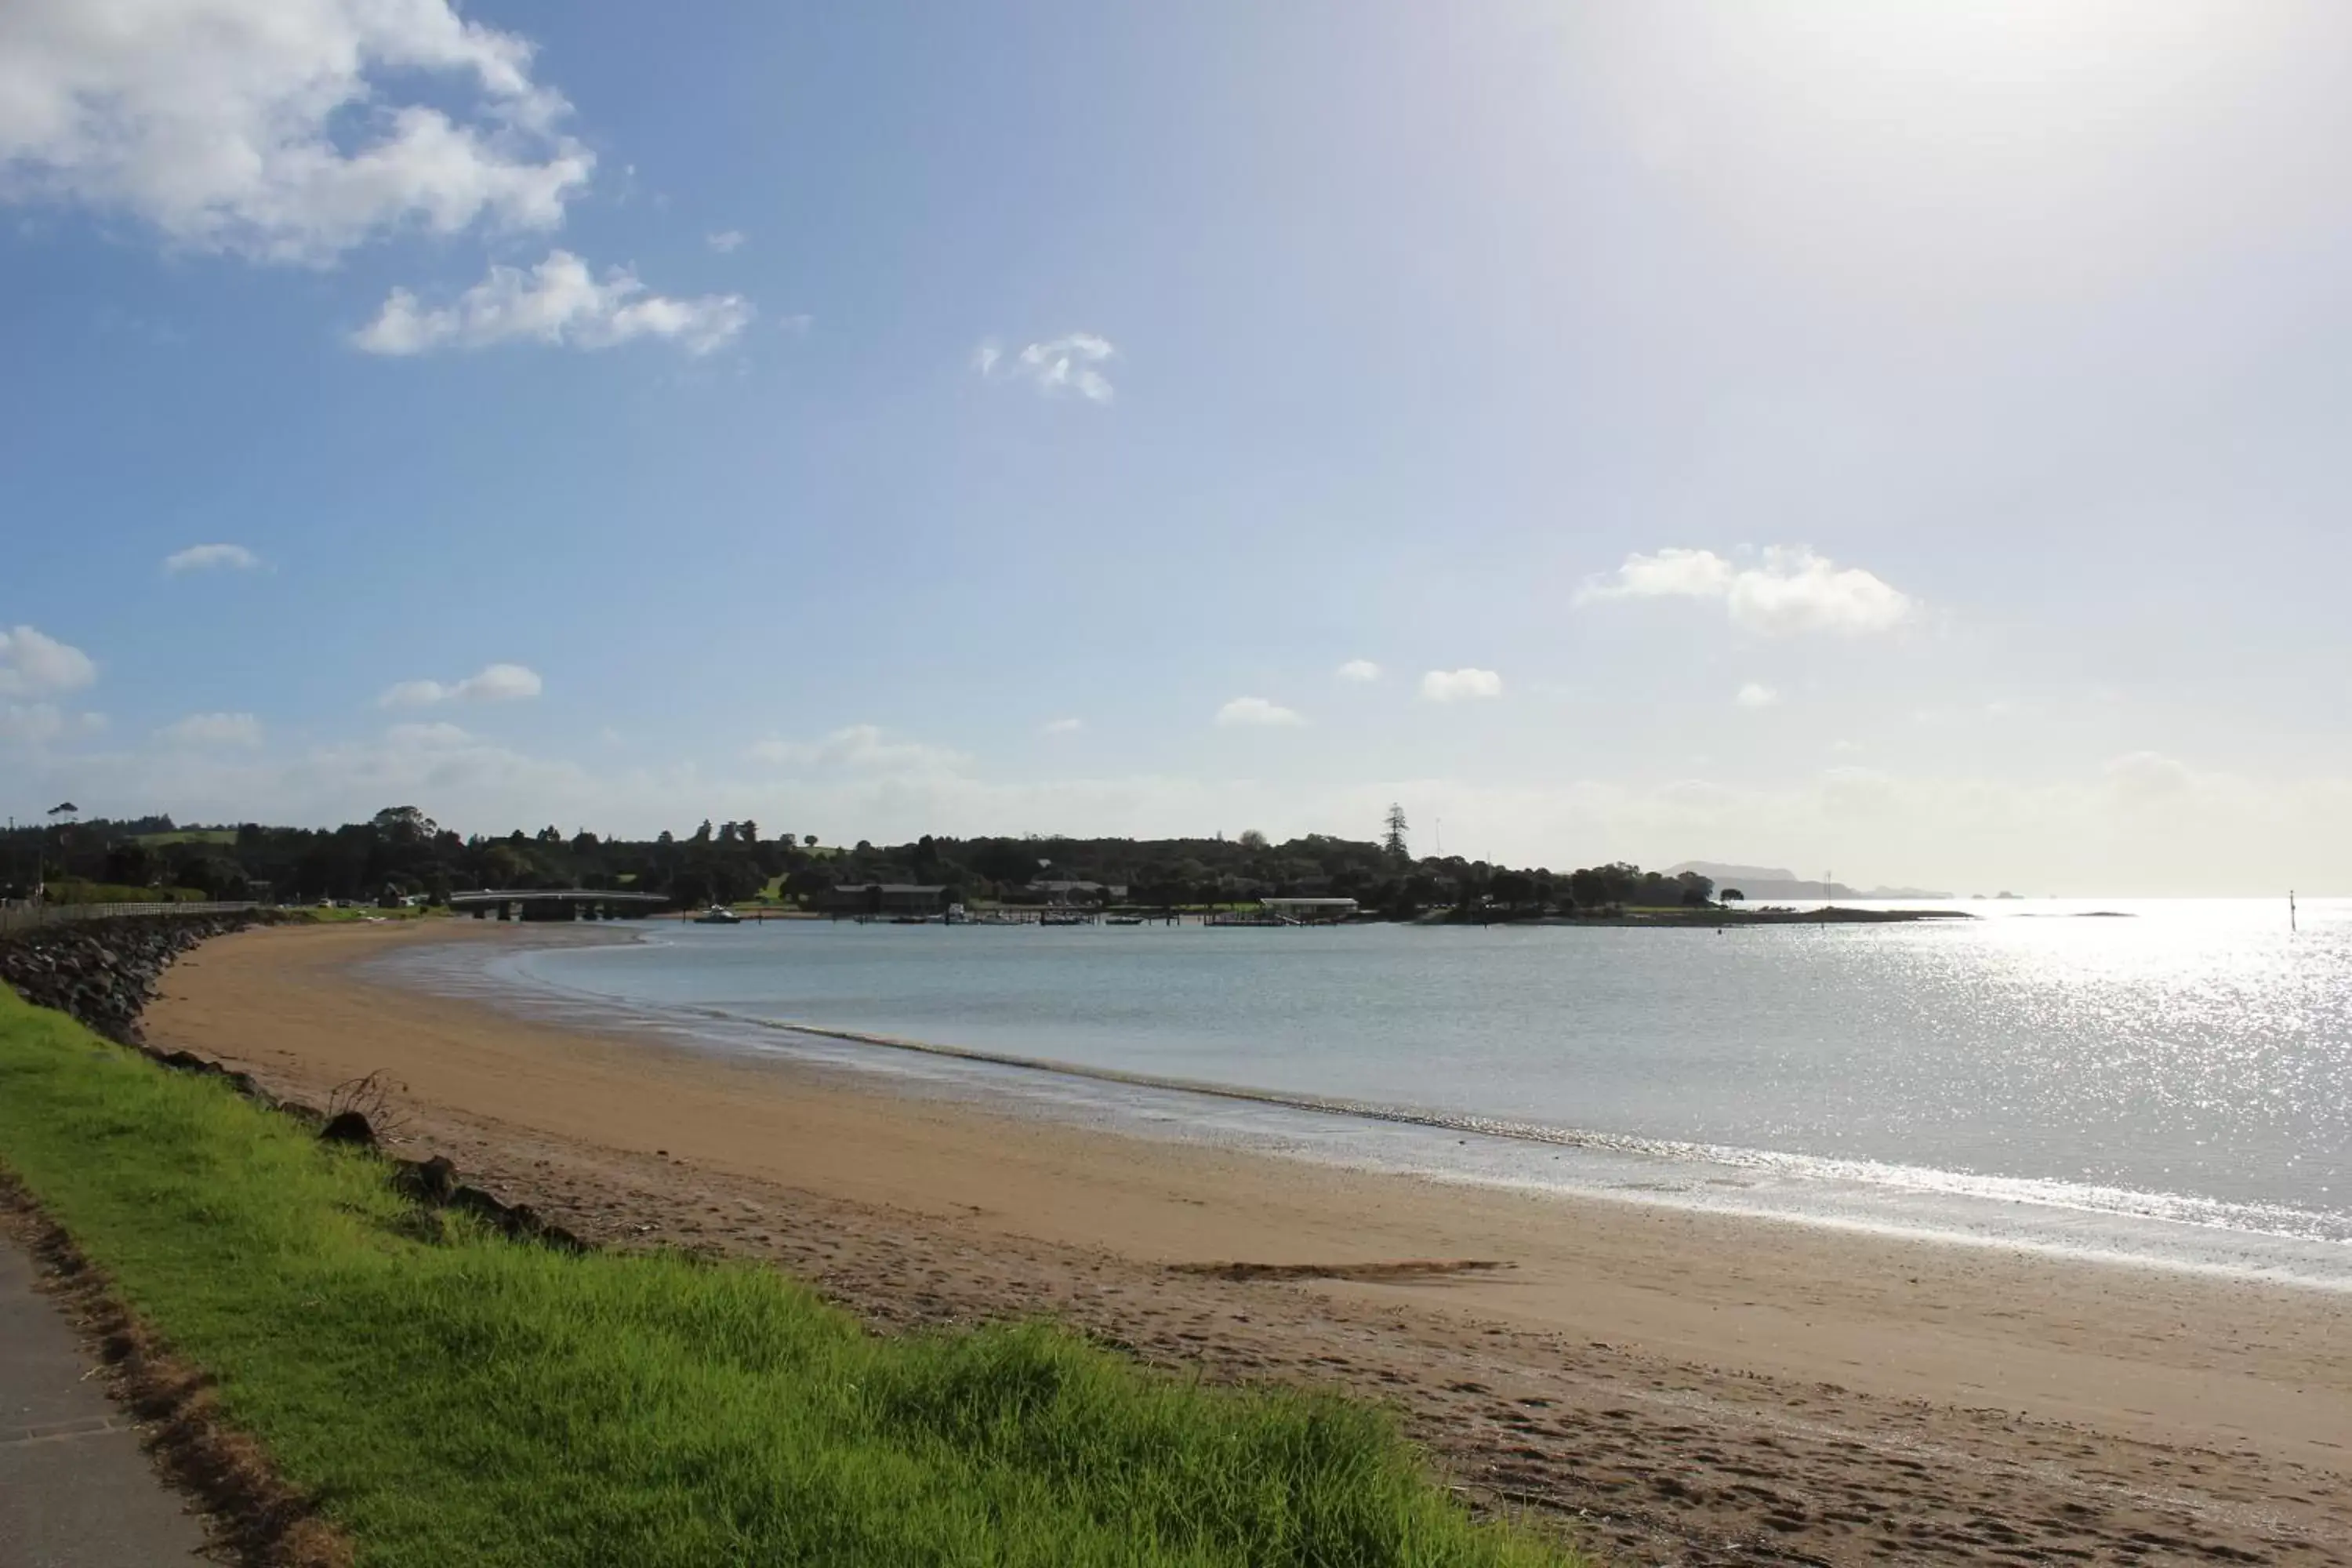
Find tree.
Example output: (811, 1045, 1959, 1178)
(1569, 862, 1639, 910)
(804, 834, 818, 848)
(183, 855, 250, 901)
(1721, 887, 1745, 902)
(483, 843, 540, 887)
(1238, 829, 1269, 851)
(739, 819, 758, 846)
(371, 806, 437, 844)
(968, 839, 1043, 887)
(103, 841, 158, 887)
(1382, 803, 1410, 861)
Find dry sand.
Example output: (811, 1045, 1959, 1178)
(147, 922, 2351, 1566)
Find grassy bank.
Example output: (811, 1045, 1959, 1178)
(281, 903, 445, 924)
(0, 985, 1573, 1568)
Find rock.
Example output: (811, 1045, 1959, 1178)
(435, 1184, 587, 1251)
(0, 911, 269, 1044)
(392, 1156, 459, 1203)
(318, 1110, 375, 1147)
(447, 1185, 510, 1224)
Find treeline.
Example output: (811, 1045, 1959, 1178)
(0, 808, 1718, 918)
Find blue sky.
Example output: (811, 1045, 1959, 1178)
(3, 0, 2349, 893)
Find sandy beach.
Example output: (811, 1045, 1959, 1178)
(145, 922, 2351, 1566)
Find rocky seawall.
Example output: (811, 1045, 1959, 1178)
(0, 912, 267, 1045)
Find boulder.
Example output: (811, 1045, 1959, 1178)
(391, 1156, 459, 1203)
(318, 1110, 375, 1147)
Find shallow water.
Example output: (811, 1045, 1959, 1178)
(387, 898, 2352, 1288)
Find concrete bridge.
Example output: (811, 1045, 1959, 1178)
(448, 889, 667, 922)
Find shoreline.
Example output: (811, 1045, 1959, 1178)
(146, 922, 2352, 1565)
(431, 921, 2352, 1287)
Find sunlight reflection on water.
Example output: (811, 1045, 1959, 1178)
(382, 897, 2351, 1284)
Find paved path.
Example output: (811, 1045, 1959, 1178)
(0, 1242, 209, 1566)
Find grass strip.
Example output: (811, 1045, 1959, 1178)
(0, 984, 1578, 1568)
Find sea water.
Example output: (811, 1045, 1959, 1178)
(383, 898, 2352, 1288)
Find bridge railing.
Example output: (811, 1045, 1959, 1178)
(0, 900, 262, 935)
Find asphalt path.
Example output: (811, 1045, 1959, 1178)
(0, 1241, 208, 1566)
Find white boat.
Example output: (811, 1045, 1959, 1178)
(692, 905, 742, 925)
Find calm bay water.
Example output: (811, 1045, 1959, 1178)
(394, 898, 2352, 1287)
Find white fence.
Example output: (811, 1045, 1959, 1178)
(0, 900, 260, 935)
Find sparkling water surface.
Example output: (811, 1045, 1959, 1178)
(396, 898, 2352, 1287)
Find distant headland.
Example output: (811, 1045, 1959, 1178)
(1665, 862, 1955, 902)
(2, 804, 1958, 924)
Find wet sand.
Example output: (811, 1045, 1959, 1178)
(147, 922, 2352, 1566)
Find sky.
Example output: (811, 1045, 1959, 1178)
(3, 0, 2350, 895)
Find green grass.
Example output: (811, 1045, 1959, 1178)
(0, 986, 1576, 1568)
(129, 828, 240, 848)
(282, 904, 443, 923)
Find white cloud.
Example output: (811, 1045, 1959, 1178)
(0, 625, 96, 697)
(1581, 546, 1736, 601)
(1419, 668, 1504, 702)
(379, 680, 447, 709)
(378, 662, 543, 708)
(1578, 547, 1915, 636)
(706, 229, 746, 253)
(750, 724, 965, 775)
(1040, 717, 1085, 735)
(0, 0, 593, 264)
(1337, 659, 1381, 682)
(354, 251, 753, 356)
(386, 721, 472, 748)
(158, 710, 262, 746)
(2103, 749, 2193, 804)
(162, 543, 262, 575)
(974, 333, 1116, 402)
(1215, 696, 1305, 728)
(1735, 682, 1780, 710)
(0, 703, 64, 746)
(0, 699, 105, 749)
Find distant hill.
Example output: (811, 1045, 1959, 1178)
(1664, 862, 1951, 902)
